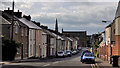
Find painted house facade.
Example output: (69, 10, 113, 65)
(35, 29, 43, 58)
(42, 31, 47, 58)
(18, 17, 42, 58)
(42, 28, 57, 58)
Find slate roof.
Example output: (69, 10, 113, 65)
(18, 18, 41, 29)
(1, 16, 11, 24)
(42, 28, 57, 38)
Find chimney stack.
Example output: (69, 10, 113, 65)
(14, 10, 22, 18)
(8, 7, 10, 10)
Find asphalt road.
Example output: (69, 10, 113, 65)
(1, 49, 114, 68)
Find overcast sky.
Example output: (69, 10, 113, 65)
(1, 0, 119, 35)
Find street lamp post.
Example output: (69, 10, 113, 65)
(102, 20, 112, 63)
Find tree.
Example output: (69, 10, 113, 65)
(2, 37, 21, 61)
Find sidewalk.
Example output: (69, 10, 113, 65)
(0, 59, 39, 65)
(0, 57, 57, 65)
(96, 58, 119, 68)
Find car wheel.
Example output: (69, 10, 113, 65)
(92, 62, 95, 64)
(81, 59, 82, 62)
(82, 61, 84, 63)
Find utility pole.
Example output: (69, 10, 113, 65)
(11, 0, 14, 40)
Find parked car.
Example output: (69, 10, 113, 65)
(57, 51, 65, 57)
(76, 49, 79, 53)
(82, 53, 95, 64)
(78, 47, 81, 50)
(85, 47, 89, 49)
(72, 50, 77, 55)
(64, 51, 68, 57)
(80, 50, 91, 62)
(65, 50, 72, 57)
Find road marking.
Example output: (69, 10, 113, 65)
(93, 64, 95, 68)
(91, 64, 95, 68)
(91, 64, 93, 68)
(91, 63, 100, 68)
(95, 63, 100, 68)
(52, 61, 59, 64)
(43, 64, 50, 67)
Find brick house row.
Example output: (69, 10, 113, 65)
(97, 1, 120, 65)
(1, 8, 78, 60)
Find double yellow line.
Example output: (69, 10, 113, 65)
(91, 63, 100, 68)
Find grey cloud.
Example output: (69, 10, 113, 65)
(1, 2, 118, 35)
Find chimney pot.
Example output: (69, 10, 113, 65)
(18, 10, 19, 12)
(8, 7, 10, 10)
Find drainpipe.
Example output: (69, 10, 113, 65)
(104, 32, 106, 61)
(110, 25, 112, 64)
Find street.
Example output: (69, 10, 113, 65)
(1, 50, 114, 68)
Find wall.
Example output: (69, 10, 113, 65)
(35, 29, 42, 58)
(105, 27, 111, 61)
(13, 21, 28, 59)
(29, 29, 36, 57)
(42, 32, 47, 58)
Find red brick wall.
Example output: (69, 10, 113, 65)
(99, 45, 106, 60)
(115, 35, 120, 65)
(108, 43, 110, 61)
(106, 45, 108, 60)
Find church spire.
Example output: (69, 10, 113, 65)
(62, 28, 63, 33)
(55, 18, 58, 33)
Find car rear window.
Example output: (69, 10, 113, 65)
(58, 52, 63, 54)
(85, 53, 94, 57)
(83, 51, 91, 54)
(65, 51, 70, 53)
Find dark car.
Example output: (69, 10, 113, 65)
(82, 53, 95, 64)
(65, 50, 72, 57)
(80, 50, 91, 62)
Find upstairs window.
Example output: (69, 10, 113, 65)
(26, 28, 28, 36)
(114, 29, 115, 34)
(14, 21, 19, 34)
(15, 25, 18, 34)
(21, 27, 24, 36)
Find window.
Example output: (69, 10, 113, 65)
(15, 25, 18, 34)
(21, 27, 24, 36)
(114, 29, 115, 34)
(26, 28, 28, 36)
(14, 21, 19, 34)
(17, 48, 20, 54)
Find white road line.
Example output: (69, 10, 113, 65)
(95, 63, 100, 68)
(52, 61, 59, 64)
(43, 64, 50, 67)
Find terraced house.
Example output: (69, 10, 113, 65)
(98, 1, 120, 66)
(114, 1, 120, 65)
(2, 9, 28, 59)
